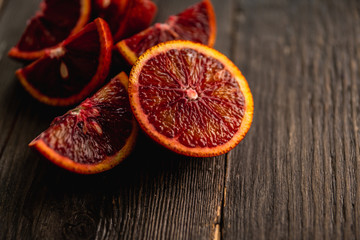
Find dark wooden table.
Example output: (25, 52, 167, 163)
(1, 0, 360, 239)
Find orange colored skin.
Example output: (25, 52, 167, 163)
(129, 40, 254, 157)
(115, 0, 216, 65)
(29, 72, 138, 174)
(16, 18, 113, 106)
(204, 0, 216, 47)
(8, 0, 91, 60)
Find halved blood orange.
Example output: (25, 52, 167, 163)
(94, 0, 157, 41)
(129, 40, 253, 157)
(8, 0, 91, 60)
(29, 72, 138, 174)
(16, 18, 113, 106)
(116, 0, 215, 65)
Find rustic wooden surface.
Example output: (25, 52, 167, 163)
(1, 0, 360, 239)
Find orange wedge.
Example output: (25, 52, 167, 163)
(116, 0, 216, 65)
(16, 18, 113, 106)
(8, 0, 91, 60)
(30, 72, 138, 174)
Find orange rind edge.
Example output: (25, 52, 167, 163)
(115, 0, 217, 65)
(204, 0, 216, 47)
(8, 0, 91, 60)
(16, 18, 113, 106)
(29, 72, 138, 174)
(70, 0, 92, 35)
(129, 40, 253, 157)
(115, 40, 138, 65)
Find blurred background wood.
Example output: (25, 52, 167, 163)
(1, 0, 360, 239)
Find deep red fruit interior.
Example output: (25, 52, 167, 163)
(95, 0, 129, 35)
(114, 0, 157, 40)
(95, 0, 156, 41)
(16, 0, 82, 52)
(137, 48, 245, 148)
(35, 77, 133, 164)
(122, 0, 211, 58)
(20, 22, 101, 98)
(168, 0, 211, 45)
(123, 24, 178, 59)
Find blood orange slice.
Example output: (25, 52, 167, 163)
(129, 40, 253, 157)
(116, 0, 215, 65)
(113, 0, 157, 41)
(29, 72, 138, 174)
(8, 0, 91, 60)
(94, 0, 157, 41)
(16, 18, 113, 106)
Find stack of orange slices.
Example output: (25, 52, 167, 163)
(9, 0, 253, 174)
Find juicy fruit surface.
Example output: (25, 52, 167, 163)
(139, 48, 245, 147)
(95, 0, 157, 41)
(94, 0, 129, 35)
(30, 73, 136, 173)
(129, 41, 253, 157)
(20, 25, 100, 98)
(16, 18, 113, 106)
(116, 0, 215, 64)
(9, 0, 90, 59)
(113, 0, 157, 40)
(167, 0, 214, 46)
(35, 78, 132, 163)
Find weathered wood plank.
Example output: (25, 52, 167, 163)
(0, 0, 40, 159)
(223, 0, 360, 239)
(0, 0, 232, 239)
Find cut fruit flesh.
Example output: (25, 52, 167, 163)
(93, 0, 129, 34)
(8, 0, 91, 60)
(113, 0, 157, 41)
(94, 0, 157, 42)
(116, 0, 216, 65)
(129, 40, 253, 157)
(29, 72, 138, 174)
(16, 18, 113, 106)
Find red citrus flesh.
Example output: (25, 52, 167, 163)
(129, 41, 253, 157)
(93, 0, 129, 35)
(94, 0, 157, 41)
(29, 72, 138, 174)
(8, 0, 91, 60)
(16, 18, 113, 106)
(116, 0, 216, 65)
(113, 0, 157, 41)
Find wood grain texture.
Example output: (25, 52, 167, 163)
(1, 0, 360, 239)
(223, 0, 360, 239)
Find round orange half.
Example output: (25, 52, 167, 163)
(129, 40, 253, 157)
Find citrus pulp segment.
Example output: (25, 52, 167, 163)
(94, 0, 157, 41)
(16, 18, 113, 106)
(129, 40, 253, 157)
(93, 0, 129, 34)
(8, 0, 91, 60)
(113, 0, 157, 41)
(115, 0, 216, 65)
(29, 72, 138, 174)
